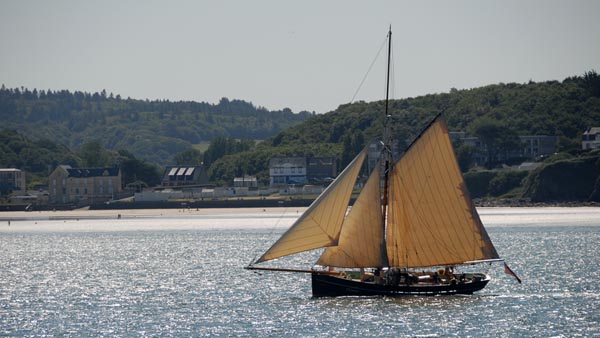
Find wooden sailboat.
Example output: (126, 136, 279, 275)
(246, 28, 519, 297)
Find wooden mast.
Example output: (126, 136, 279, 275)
(384, 26, 392, 119)
(380, 26, 393, 268)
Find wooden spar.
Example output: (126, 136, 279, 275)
(245, 266, 342, 275)
(380, 26, 392, 267)
(384, 26, 392, 118)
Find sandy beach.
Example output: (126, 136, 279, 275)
(0, 206, 309, 221)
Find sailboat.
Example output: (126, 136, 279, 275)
(246, 28, 520, 297)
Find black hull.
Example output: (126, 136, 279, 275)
(311, 273, 490, 297)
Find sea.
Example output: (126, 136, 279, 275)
(1, 207, 599, 337)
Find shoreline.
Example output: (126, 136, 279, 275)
(473, 198, 600, 208)
(1, 204, 600, 222)
(0, 206, 308, 222)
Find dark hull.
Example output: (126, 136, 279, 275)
(311, 273, 490, 297)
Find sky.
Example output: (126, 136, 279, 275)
(1, 0, 599, 114)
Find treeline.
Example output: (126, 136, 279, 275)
(0, 86, 313, 165)
(202, 71, 600, 193)
(264, 71, 600, 154)
(3, 71, 600, 201)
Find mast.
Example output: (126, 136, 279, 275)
(384, 26, 392, 119)
(380, 26, 392, 267)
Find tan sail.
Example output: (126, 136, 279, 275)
(255, 149, 367, 263)
(386, 117, 499, 268)
(317, 166, 387, 268)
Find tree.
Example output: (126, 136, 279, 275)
(582, 70, 600, 97)
(341, 134, 354, 168)
(456, 143, 476, 172)
(173, 148, 203, 166)
(471, 118, 521, 167)
(117, 150, 161, 187)
(79, 140, 111, 167)
(203, 137, 255, 168)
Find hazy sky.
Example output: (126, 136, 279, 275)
(1, 1, 599, 114)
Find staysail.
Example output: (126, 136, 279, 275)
(254, 148, 367, 263)
(386, 117, 499, 268)
(317, 166, 387, 268)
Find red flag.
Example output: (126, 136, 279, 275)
(504, 262, 522, 284)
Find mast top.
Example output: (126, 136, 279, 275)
(384, 26, 392, 118)
(382, 26, 393, 154)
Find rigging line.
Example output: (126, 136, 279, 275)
(350, 35, 388, 104)
(247, 206, 289, 265)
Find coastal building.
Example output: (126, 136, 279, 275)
(233, 176, 258, 188)
(366, 142, 382, 174)
(582, 127, 600, 150)
(269, 156, 339, 187)
(519, 135, 558, 158)
(161, 166, 208, 187)
(49, 165, 122, 204)
(454, 133, 558, 164)
(269, 157, 307, 187)
(0, 168, 26, 195)
(366, 140, 402, 173)
(307, 157, 337, 183)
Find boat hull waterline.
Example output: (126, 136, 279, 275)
(311, 273, 490, 297)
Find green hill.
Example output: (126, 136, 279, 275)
(210, 71, 600, 188)
(266, 72, 600, 149)
(0, 87, 313, 166)
(2, 71, 599, 201)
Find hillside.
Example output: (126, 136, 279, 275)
(264, 72, 600, 149)
(0, 87, 313, 165)
(2, 72, 599, 200)
(210, 72, 600, 186)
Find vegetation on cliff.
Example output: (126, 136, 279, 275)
(523, 151, 600, 202)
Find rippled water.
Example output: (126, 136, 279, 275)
(1, 208, 599, 336)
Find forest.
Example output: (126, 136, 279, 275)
(2, 71, 600, 201)
(208, 71, 600, 186)
(0, 86, 313, 165)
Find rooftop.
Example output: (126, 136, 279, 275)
(65, 167, 120, 178)
(583, 127, 600, 135)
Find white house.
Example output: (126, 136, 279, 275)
(269, 157, 307, 187)
(582, 127, 600, 150)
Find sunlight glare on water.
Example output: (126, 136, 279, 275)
(1, 207, 599, 336)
